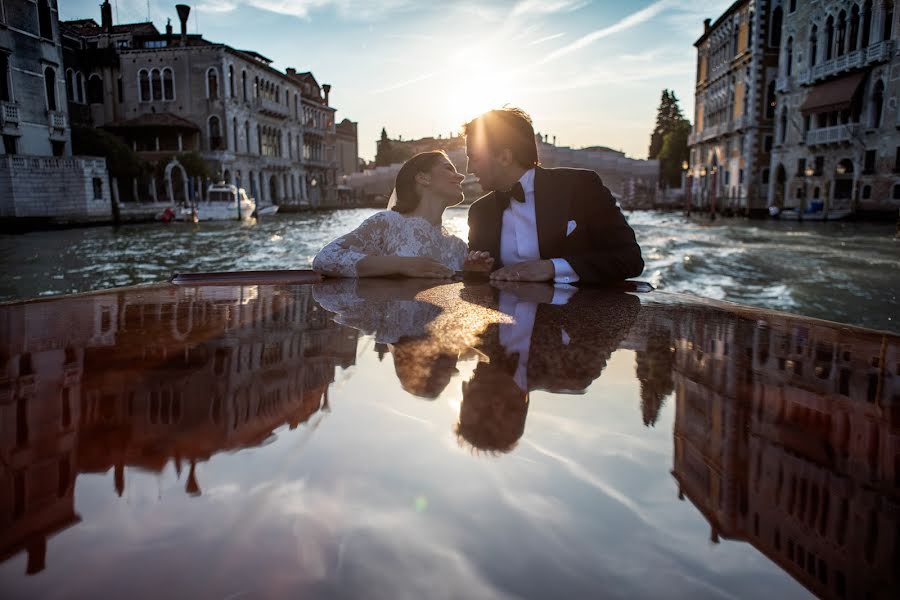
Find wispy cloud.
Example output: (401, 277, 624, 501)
(538, 0, 672, 65)
(196, 1, 238, 13)
(198, 0, 417, 21)
(529, 32, 565, 46)
(511, 0, 589, 17)
(370, 71, 437, 94)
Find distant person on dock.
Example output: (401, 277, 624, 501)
(313, 151, 493, 277)
(465, 108, 644, 284)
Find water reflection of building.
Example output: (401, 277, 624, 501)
(0, 284, 357, 574)
(670, 307, 900, 599)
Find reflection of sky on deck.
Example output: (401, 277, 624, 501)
(7, 349, 803, 600)
(4, 280, 897, 598)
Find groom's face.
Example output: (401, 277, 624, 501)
(465, 137, 502, 192)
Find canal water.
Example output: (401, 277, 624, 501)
(1, 208, 897, 332)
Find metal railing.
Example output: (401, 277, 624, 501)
(49, 110, 67, 129)
(1, 102, 19, 125)
(805, 124, 859, 145)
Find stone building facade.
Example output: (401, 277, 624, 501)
(0, 0, 112, 226)
(60, 2, 347, 210)
(770, 0, 900, 218)
(688, 0, 780, 216)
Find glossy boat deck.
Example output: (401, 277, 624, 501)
(0, 280, 897, 599)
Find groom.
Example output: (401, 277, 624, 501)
(465, 108, 644, 284)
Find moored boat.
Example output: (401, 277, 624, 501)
(179, 183, 256, 222)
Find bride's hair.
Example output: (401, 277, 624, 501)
(391, 151, 449, 213)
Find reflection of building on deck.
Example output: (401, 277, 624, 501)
(670, 308, 900, 599)
(0, 284, 357, 574)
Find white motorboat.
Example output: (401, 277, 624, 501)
(254, 203, 279, 217)
(180, 184, 256, 222)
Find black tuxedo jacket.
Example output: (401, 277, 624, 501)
(467, 166, 644, 284)
(473, 290, 640, 394)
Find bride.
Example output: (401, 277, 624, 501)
(312, 151, 491, 277)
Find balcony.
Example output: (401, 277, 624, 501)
(0, 102, 19, 128)
(49, 110, 67, 130)
(866, 39, 895, 63)
(800, 41, 894, 85)
(732, 115, 752, 131)
(257, 97, 290, 119)
(776, 76, 791, 92)
(805, 124, 859, 146)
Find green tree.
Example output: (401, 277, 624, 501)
(657, 120, 691, 189)
(71, 126, 144, 179)
(648, 90, 687, 158)
(375, 127, 393, 167)
(648, 89, 691, 188)
(175, 151, 210, 178)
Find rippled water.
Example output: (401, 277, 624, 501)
(1, 209, 897, 332)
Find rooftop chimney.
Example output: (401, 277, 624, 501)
(165, 18, 173, 43)
(286, 67, 297, 77)
(176, 4, 191, 43)
(322, 84, 331, 105)
(101, 0, 113, 32)
(703, 18, 711, 34)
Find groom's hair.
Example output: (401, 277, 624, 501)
(392, 151, 449, 214)
(463, 108, 539, 169)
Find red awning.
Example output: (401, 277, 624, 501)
(800, 72, 866, 113)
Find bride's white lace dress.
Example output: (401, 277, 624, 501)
(312, 210, 468, 276)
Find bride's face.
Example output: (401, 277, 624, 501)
(424, 158, 465, 207)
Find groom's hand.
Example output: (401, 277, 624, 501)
(489, 260, 554, 282)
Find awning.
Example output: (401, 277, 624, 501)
(800, 72, 865, 113)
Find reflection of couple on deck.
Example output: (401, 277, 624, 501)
(313, 279, 639, 453)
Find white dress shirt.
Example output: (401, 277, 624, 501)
(499, 168, 580, 284)
(497, 286, 577, 392)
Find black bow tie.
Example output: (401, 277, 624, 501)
(495, 182, 525, 210)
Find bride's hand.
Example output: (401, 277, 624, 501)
(397, 257, 455, 279)
(463, 250, 494, 272)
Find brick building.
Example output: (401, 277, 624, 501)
(688, 0, 779, 216)
(60, 2, 353, 210)
(0, 0, 112, 227)
(770, 0, 899, 218)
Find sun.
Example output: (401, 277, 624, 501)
(440, 48, 520, 130)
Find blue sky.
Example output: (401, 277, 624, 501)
(60, 0, 733, 160)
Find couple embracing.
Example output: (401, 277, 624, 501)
(313, 107, 644, 285)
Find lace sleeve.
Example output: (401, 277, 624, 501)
(312, 212, 393, 277)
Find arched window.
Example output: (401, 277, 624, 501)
(207, 68, 219, 99)
(766, 80, 776, 118)
(862, 0, 873, 46)
(228, 65, 235, 97)
(288, 132, 292, 158)
(65, 69, 74, 102)
(151, 69, 162, 101)
(837, 11, 848, 56)
(825, 16, 835, 60)
(257, 123, 262, 154)
(809, 25, 818, 67)
(771, 6, 783, 47)
(209, 116, 222, 150)
(38, 0, 53, 40)
(139, 69, 150, 102)
(162, 68, 174, 100)
(883, 1, 894, 41)
(233, 117, 238, 150)
(733, 26, 740, 56)
(44, 67, 56, 111)
(254, 76, 259, 98)
(786, 37, 793, 76)
(849, 5, 861, 51)
(780, 108, 788, 143)
(242, 70, 248, 101)
(75, 72, 84, 104)
(245, 120, 251, 153)
(871, 79, 884, 127)
(87, 74, 103, 104)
